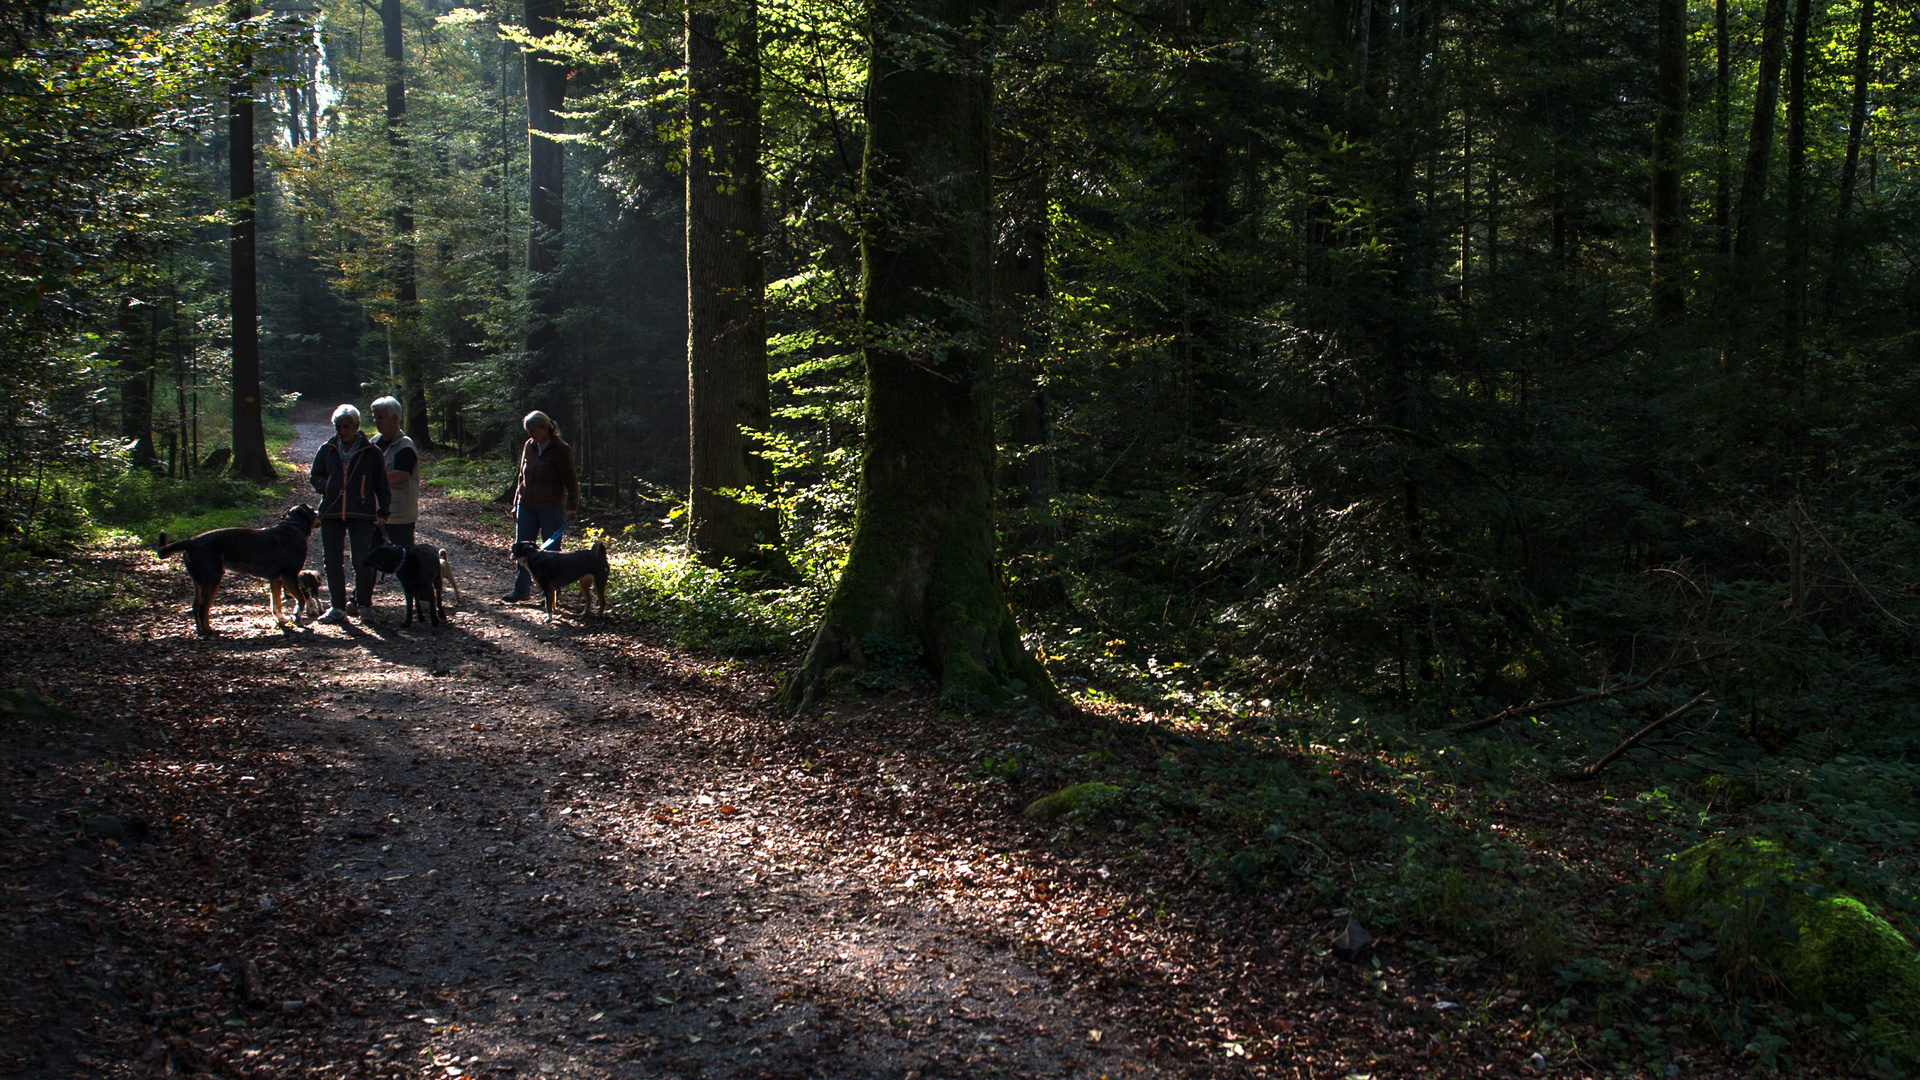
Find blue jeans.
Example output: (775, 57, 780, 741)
(511, 504, 568, 596)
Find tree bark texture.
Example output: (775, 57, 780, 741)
(228, 0, 274, 481)
(1781, 0, 1810, 356)
(1732, 0, 1786, 263)
(382, 0, 430, 443)
(116, 299, 157, 469)
(685, 0, 782, 570)
(524, 0, 566, 406)
(993, 12, 1053, 552)
(783, 0, 1056, 712)
(1651, 0, 1687, 322)
(1714, 0, 1730, 256)
(1824, 0, 1875, 318)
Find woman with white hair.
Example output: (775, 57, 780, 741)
(501, 409, 579, 602)
(308, 404, 391, 622)
(368, 395, 420, 548)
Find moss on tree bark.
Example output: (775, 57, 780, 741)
(780, 0, 1057, 712)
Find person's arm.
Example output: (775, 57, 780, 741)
(508, 441, 527, 513)
(372, 449, 392, 521)
(560, 443, 580, 520)
(386, 447, 416, 487)
(309, 445, 328, 494)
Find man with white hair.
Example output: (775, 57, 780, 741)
(308, 404, 391, 622)
(369, 395, 420, 549)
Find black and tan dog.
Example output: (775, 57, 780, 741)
(510, 540, 608, 623)
(366, 539, 446, 627)
(156, 504, 320, 637)
(294, 570, 324, 620)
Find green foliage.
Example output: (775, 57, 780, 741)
(603, 535, 817, 655)
(422, 455, 517, 505)
(853, 626, 925, 692)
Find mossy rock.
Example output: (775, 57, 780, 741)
(0, 686, 81, 729)
(1023, 782, 1122, 822)
(1787, 896, 1920, 1021)
(1665, 836, 1920, 1024)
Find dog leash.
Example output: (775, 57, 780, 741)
(538, 521, 570, 551)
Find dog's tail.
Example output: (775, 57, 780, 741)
(592, 540, 608, 567)
(155, 532, 187, 557)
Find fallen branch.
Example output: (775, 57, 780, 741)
(1451, 641, 1744, 736)
(1451, 667, 1671, 736)
(1563, 691, 1713, 782)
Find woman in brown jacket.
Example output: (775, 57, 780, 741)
(501, 410, 580, 601)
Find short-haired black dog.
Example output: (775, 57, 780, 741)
(156, 504, 320, 637)
(366, 538, 446, 627)
(510, 540, 608, 623)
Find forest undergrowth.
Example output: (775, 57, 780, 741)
(567, 467, 1920, 1077)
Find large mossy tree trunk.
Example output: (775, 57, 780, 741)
(781, 0, 1057, 713)
(228, 0, 275, 482)
(686, 0, 783, 571)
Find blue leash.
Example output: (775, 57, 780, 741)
(538, 521, 570, 551)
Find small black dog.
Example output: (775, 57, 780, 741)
(366, 540, 446, 627)
(510, 540, 608, 623)
(156, 504, 321, 637)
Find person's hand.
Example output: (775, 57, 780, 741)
(376, 514, 389, 524)
(565, 509, 578, 523)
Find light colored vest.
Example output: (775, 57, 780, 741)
(381, 432, 420, 525)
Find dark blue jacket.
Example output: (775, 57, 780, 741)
(309, 433, 392, 521)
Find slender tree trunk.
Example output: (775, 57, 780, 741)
(117, 299, 157, 469)
(1352, 0, 1371, 107)
(1822, 0, 1875, 320)
(685, 0, 782, 570)
(994, 61, 1053, 550)
(781, 0, 1055, 712)
(524, 0, 567, 422)
(1714, 0, 1729, 256)
(1651, 0, 1688, 322)
(229, 0, 274, 481)
(1780, 0, 1812, 365)
(382, 0, 430, 443)
(1732, 0, 1786, 263)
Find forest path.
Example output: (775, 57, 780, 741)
(104, 409, 1158, 1078)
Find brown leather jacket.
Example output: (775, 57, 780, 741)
(513, 435, 579, 512)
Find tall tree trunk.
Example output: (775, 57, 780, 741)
(1732, 0, 1786, 263)
(685, 0, 783, 570)
(382, 0, 430, 443)
(117, 299, 157, 469)
(1781, 0, 1811, 361)
(1714, 0, 1730, 256)
(524, 0, 567, 422)
(994, 0, 1054, 556)
(1822, 0, 1875, 320)
(1651, 0, 1688, 322)
(229, 0, 274, 481)
(781, 0, 1055, 712)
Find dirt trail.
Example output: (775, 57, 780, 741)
(22, 412, 1158, 1078)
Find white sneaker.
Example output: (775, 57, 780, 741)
(318, 608, 347, 624)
